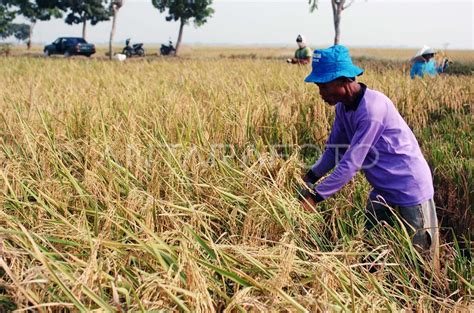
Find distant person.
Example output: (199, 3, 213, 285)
(410, 45, 449, 79)
(287, 35, 312, 65)
(299, 45, 439, 258)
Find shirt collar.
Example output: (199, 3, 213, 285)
(344, 83, 367, 112)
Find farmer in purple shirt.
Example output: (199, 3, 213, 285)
(299, 45, 438, 254)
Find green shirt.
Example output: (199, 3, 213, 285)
(295, 47, 312, 59)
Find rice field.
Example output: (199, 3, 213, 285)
(0, 48, 472, 312)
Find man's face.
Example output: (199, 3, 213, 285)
(422, 53, 434, 61)
(315, 79, 346, 105)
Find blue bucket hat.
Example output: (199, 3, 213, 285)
(304, 45, 364, 84)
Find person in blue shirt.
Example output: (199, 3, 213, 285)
(410, 46, 449, 79)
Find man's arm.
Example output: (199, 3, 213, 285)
(300, 114, 348, 210)
(305, 114, 348, 184)
(437, 58, 450, 73)
(313, 119, 386, 201)
(288, 57, 311, 64)
(294, 57, 311, 64)
(410, 63, 418, 79)
(288, 47, 312, 64)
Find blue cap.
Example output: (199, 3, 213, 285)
(304, 45, 364, 83)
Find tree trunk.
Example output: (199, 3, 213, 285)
(175, 18, 185, 56)
(27, 22, 35, 50)
(82, 16, 87, 40)
(109, 5, 119, 60)
(331, 0, 343, 45)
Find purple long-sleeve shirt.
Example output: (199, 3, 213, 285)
(312, 86, 434, 206)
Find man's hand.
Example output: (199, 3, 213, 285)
(298, 185, 324, 213)
(298, 170, 324, 213)
(301, 195, 318, 213)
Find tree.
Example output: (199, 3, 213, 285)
(108, 0, 122, 59)
(5, 0, 62, 49)
(61, 0, 111, 40)
(10, 22, 29, 42)
(309, 0, 356, 45)
(0, 2, 16, 38)
(152, 0, 214, 55)
(0, 4, 29, 44)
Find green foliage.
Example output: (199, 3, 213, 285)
(308, 0, 318, 12)
(444, 61, 474, 76)
(9, 22, 29, 41)
(1, 23, 29, 42)
(152, 0, 214, 26)
(421, 107, 473, 240)
(0, 3, 15, 37)
(5, 0, 62, 23)
(2, 0, 62, 47)
(61, 0, 110, 26)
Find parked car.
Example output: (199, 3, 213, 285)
(44, 37, 96, 57)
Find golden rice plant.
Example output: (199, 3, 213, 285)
(0, 51, 472, 312)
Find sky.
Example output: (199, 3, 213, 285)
(25, 0, 474, 49)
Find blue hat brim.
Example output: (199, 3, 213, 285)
(304, 66, 364, 83)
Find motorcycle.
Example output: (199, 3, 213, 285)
(160, 40, 176, 56)
(122, 38, 145, 57)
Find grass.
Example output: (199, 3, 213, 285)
(0, 48, 472, 311)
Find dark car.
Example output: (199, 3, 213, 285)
(44, 37, 96, 57)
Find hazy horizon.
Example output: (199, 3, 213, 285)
(13, 0, 474, 50)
